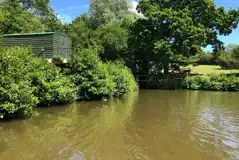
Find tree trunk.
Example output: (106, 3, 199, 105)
(164, 64, 169, 74)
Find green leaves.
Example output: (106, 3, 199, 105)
(96, 25, 129, 61)
(0, 0, 44, 34)
(183, 75, 239, 91)
(68, 47, 138, 100)
(128, 0, 239, 75)
(0, 0, 63, 34)
(67, 14, 97, 49)
(0, 81, 38, 118)
(89, 0, 137, 27)
(0, 47, 77, 119)
(217, 44, 239, 69)
(106, 61, 138, 96)
(68, 47, 115, 100)
(67, 14, 129, 61)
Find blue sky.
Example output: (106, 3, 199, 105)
(50, 0, 239, 49)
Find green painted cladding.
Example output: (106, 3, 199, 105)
(53, 33, 59, 56)
(53, 33, 72, 58)
(2, 32, 71, 59)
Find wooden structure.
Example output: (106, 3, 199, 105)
(2, 32, 72, 62)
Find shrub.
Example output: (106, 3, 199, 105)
(52, 55, 64, 61)
(0, 47, 77, 118)
(0, 82, 38, 119)
(0, 46, 138, 119)
(32, 73, 77, 106)
(30, 61, 77, 105)
(68, 47, 138, 100)
(68, 47, 116, 100)
(217, 51, 239, 69)
(232, 46, 239, 59)
(183, 75, 239, 91)
(198, 53, 214, 65)
(106, 61, 138, 96)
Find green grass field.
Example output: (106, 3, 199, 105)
(183, 65, 239, 75)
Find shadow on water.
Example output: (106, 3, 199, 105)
(0, 90, 238, 160)
(0, 92, 139, 160)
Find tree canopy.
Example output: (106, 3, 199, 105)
(89, 0, 138, 27)
(0, 0, 63, 34)
(127, 0, 239, 74)
(1, 0, 238, 75)
(0, 0, 43, 34)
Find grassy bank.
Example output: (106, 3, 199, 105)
(182, 65, 239, 75)
(146, 65, 239, 91)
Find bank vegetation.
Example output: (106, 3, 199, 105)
(0, 0, 239, 119)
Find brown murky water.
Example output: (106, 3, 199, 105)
(0, 90, 238, 160)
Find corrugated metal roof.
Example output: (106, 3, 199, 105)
(2, 32, 55, 37)
(2, 32, 69, 37)
(2, 32, 68, 37)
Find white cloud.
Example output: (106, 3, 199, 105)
(67, 6, 78, 10)
(56, 4, 89, 23)
(131, 1, 138, 9)
(57, 14, 73, 24)
(82, 4, 89, 8)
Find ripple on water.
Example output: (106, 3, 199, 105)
(0, 91, 239, 160)
(190, 106, 239, 159)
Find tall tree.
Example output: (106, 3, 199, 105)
(67, 14, 97, 49)
(0, 0, 43, 34)
(128, 0, 239, 75)
(19, 0, 51, 15)
(89, 0, 137, 27)
(0, 0, 63, 34)
(95, 25, 129, 60)
(68, 14, 129, 61)
(19, 0, 63, 32)
(232, 45, 239, 59)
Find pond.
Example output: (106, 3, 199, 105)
(0, 90, 238, 160)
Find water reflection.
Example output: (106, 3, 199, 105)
(0, 90, 238, 160)
(190, 104, 239, 159)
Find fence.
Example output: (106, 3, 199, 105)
(35, 47, 74, 60)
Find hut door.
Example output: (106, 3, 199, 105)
(60, 36, 67, 59)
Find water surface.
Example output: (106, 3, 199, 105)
(0, 90, 238, 160)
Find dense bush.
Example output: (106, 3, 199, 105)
(68, 47, 115, 100)
(0, 47, 77, 118)
(0, 46, 137, 118)
(52, 55, 64, 61)
(183, 75, 239, 91)
(29, 60, 77, 106)
(68, 47, 138, 100)
(0, 82, 38, 118)
(198, 53, 215, 65)
(217, 51, 239, 69)
(232, 46, 239, 59)
(106, 61, 138, 96)
(145, 74, 239, 91)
